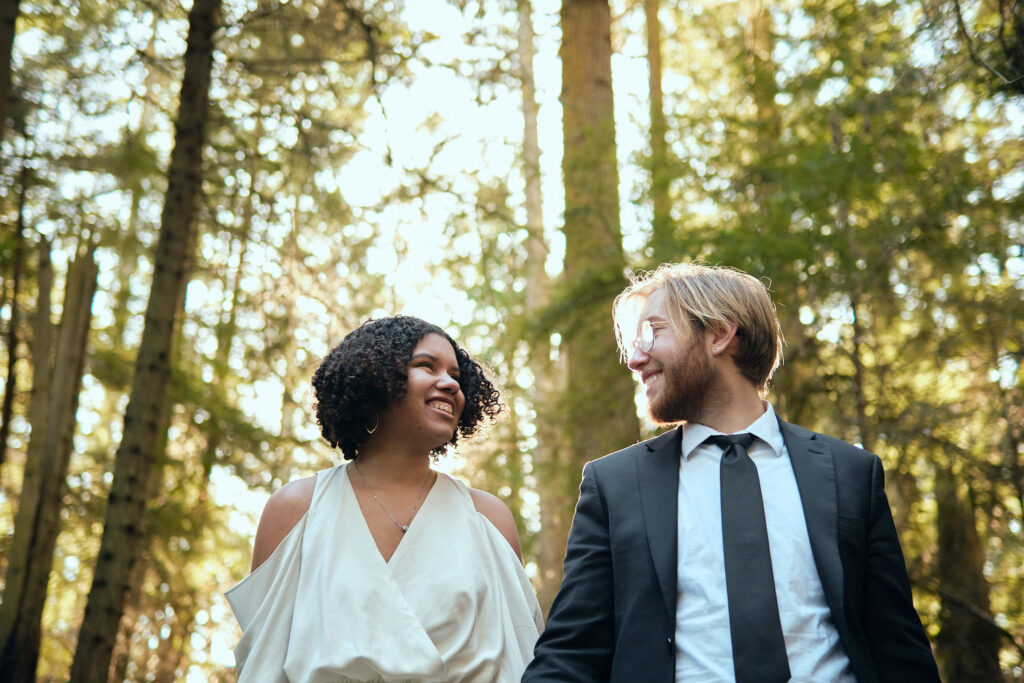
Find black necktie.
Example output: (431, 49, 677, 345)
(706, 433, 791, 683)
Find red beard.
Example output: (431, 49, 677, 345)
(649, 343, 717, 425)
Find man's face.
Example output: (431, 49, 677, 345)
(626, 287, 717, 424)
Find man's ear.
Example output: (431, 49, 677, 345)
(708, 322, 739, 356)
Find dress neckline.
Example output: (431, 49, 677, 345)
(343, 462, 441, 566)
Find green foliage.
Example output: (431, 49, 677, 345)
(647, 0, 1024, 671)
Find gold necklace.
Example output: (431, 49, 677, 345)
(353, 461, 433, 533)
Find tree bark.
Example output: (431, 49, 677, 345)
(555, 0, 639, 599)
(934, 463, 1003, 681)
(0, 246, 99, 682)
(106, 557, 146, 683)
(0, 0, 21, 150)
(0, 166, 26, 469)
(153, 606, 193, 683)
(0, 239, 51, 668)
(742, 0, 781, 227)
(560, 0, 638, 450)
(848, 295, 874, 452)
(516, 0, 567, 615)
(69, 0, 221, 678)
(644, 0, 673, 257)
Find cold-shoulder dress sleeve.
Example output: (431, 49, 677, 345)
(225, 505, 308, 682)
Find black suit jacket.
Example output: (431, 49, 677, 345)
(522, 419, 940, 682)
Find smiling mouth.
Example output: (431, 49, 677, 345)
(643, 372, 662, 388)
(427, 400, 454, 415)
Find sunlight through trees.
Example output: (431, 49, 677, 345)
(0, 0, 1021, 679)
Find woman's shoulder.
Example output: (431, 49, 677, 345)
(250, 475, 318, 571)
(272, 475, 318, 510)
(467, 487, 523, 562)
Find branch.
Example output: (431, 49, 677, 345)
(952, 0, 1015, 83)
(336, 0, 380, 85)
(915, 578, 1024, 664)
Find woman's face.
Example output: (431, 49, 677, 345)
(381, 333, 466, 450)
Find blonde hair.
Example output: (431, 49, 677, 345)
(613, 262, 784, 391)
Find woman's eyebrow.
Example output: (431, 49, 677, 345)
(410, 352, 460, 372)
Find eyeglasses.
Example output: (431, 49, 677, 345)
(632, 320, 671, 353)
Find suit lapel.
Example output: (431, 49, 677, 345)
(633, 421, 847, 627)
(779, 418, 845, 627)
(635, 426, 683, 618)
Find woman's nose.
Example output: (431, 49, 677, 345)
(438, 373, 460, 392)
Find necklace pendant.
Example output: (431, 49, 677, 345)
(353, 461, 431, 536)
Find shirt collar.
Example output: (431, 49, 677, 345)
(681, 402, 784, 461)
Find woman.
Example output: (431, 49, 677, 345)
(227, 316, 543, 682)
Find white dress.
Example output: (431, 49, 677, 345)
(226, 463, 544, 682)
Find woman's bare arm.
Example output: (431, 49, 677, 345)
(251, 475, 316, 571)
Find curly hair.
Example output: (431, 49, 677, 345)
(311, 316, 503, 460)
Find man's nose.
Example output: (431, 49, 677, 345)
(627, 347, 648, 373)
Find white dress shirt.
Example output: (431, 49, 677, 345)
(674, 403, 856, 682)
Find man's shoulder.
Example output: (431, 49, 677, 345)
(588, 427, 681, 472)
(780, 419, 877, 462)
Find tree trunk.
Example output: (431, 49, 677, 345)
(644, 0, 673, 257)
(0, 167, 26, 469)
(0, 239, 52, 663)
(742, 0, 781, 227)
(108, 387, 176, 682)
(934, 463, 1003, 682)
(517, 0, 567, 615)
(106, 558, 146, 683)
(69, 0, 221, 678)
(0, 246, 99, 682)
(560, 0, 639, 451)
(848, 296, 874, 452)
(743, 0, 777, 130)
(0, 0, 21, 150)
(830, 112, 873, 453)
(153, 607, 192, 683)
(555, 0, 639, 595)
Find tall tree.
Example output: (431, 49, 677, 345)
(68, 0, 222, 677)
(643, 0, 673, 257)
(0, 0, 20, 150)
(934, 461, 1004, 681)
(0, 240, 51, 667)
(0, 244, 98, 682)
(554, 0, 639, 590)
(0, 166, 25, 469)
(514, 0, 568, 613)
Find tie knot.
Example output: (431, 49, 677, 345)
(704, 433, 755, 450)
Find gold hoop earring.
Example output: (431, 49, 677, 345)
(366, 417, 379, 434)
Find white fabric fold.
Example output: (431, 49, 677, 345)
(226, 463, 542, 682)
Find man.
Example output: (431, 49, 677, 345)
(523, 263, 939, 682)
